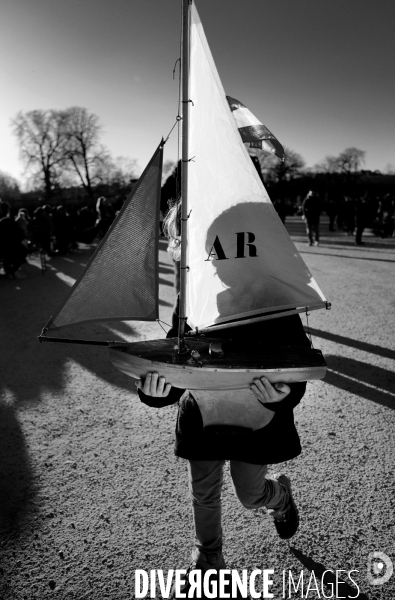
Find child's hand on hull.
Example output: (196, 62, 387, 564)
(136, 372, 172, 397)
(250, 376, 291, 404)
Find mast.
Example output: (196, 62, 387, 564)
(178, 0, 191, 352)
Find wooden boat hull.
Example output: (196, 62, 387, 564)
(109, 337, 326, 390)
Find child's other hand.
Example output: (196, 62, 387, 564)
(135, 372, 172, 397)
(250, 377, 291, 404)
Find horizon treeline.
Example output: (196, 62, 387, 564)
(1, 107, 394, 205)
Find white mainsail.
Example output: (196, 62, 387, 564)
(186, 5, 327, 331)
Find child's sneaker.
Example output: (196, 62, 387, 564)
(267, 474, 299, 540)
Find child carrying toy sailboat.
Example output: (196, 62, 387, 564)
(39, 3, 330, 597)
(137, 200, 311, 599)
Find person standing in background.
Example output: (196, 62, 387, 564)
(355, 195, 371, 246)
(0, 201, 28, 278)
(273, 197, 287, 223)
(325, 197, 337, 232)
(343, 196, 355, 236)
(302, 190, 321, 246)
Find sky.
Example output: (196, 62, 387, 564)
(1, 0, 395, 186)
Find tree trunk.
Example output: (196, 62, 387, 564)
(44, 169, 52, 200)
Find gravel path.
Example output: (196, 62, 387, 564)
(0, 218, 394, 599)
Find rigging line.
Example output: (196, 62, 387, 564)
(158, 318, 171, 328)
(164, 52, 183, 145)
(163, 116, 182, 145)
(305, 308, 313, 348)
(181, 209, 192, 221)
(172, 57, 180, 79)
(156, 319, 169, 335)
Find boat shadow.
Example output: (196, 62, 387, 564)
(0, 247, 175, 537)
(316, 238, 395, 251)
(293, 236, 395, 251)
(305, 321, 395, 410)
(299, 250, 395, 263)
(0, 404, 35, 534)
(322, 355, 395, 410)
(289, 547, 370, 599)
(307, 327, 395, 361)
(0, 255, 161, 409)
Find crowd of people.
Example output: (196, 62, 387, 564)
(0, 190, 394, 279)
(0, 197, 117, 279)
(334, 193, 395, 241)
(271, 191, 395, 247)
(303, 191, 394, 246)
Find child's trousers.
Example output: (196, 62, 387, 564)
(188, 459, 287, 562)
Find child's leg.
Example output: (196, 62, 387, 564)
(230, 460, 299, 539)
(188, 460, 226, 565)
(230, 461, 287, 514)
(168, 461, 228, 599)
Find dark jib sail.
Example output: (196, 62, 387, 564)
(44, 142, 163, 332)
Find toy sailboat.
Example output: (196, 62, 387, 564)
(39, 0, 330, 391)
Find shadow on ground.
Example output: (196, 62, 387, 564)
(0, 404, 35, 533)
(0, 243, 175, 543)
(322, 356, 395, 410)
(315, 238, 395, 251)
(0, 247, 175, 407)
(290, 547, 370, 599)
(307, 328, 395, 361)
(299, 250, 395, 263)
(293, 236, 395, 251)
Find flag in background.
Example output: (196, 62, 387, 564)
(226, 96, 285, 161)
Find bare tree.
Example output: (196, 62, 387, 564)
(63, 107, 110, 199)
(104, 156, 139, 195)
(336, 147, 365, 174)
(11, 110, 68, 199)
(314, 155, 340, 174)
(259, 147, 305, 183)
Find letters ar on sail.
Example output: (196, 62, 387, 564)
(186, 4, 327, 331)
(45, 143, 163, 331)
